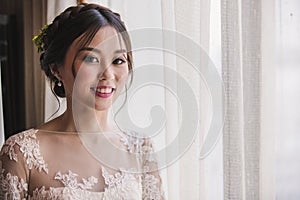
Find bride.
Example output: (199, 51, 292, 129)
(0, 3, 164, 199)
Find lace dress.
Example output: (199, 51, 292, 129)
(0, 129, 165, 199)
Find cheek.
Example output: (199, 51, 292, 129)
(75, 65, 98, 83)
(72, 66, 99, 96)
(78, 69, 96, 80)
(116, 68, 129, 85)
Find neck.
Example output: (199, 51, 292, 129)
(47, 99, 119, 133)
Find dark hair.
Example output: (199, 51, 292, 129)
(38, 3, 133, 98)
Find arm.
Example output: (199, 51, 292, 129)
(0, 136, 29, 200)
(141, 139, 165, 200)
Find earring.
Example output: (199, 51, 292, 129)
(54, 80, 66, 98)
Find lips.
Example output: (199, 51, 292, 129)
(91, 85, 115, 98)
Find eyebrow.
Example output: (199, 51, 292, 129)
(78, 47, 127, 54)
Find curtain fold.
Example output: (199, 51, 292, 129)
(161, 0, 224, 199)
(221, 0, 244, 198)
(160, 1, 179, 199)
(23, 0, 47, 128)
(222, 0, 262, 199)
(174, 1, 204, 199)
(241, 1, 261, 199)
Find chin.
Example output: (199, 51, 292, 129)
(93, 103, 112, 111)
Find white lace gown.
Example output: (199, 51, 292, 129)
(0, 129, 165, 199)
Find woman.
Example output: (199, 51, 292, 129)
(0, 3, 164, 199)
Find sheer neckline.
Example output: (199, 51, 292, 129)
(34, 128, 126, 135)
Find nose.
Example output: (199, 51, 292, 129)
(99, 64, 114, 80)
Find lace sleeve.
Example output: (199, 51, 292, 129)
(141, 139, 165, 200)
(0, 134, 29, 200)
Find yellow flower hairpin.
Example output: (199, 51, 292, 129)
(32, 24, 48, 53)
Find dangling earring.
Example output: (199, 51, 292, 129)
(54, 80, 66, 98)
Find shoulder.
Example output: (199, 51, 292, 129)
(0, 129, 38, 162)
(3, 129, 37, 144)
(0, 130, 37, 198)
(0, 129, 48, 173)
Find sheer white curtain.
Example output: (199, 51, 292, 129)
(221, 0, 281, 199)
(160, 0, 223, 199)
(221, 0, 261, 199)
(220, 0, 300, 199)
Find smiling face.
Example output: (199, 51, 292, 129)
(57, 26, 129, 111)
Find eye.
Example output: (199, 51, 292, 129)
(83, 55, 99, 63)
(113, 58, 126, 65)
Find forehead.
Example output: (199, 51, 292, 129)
(77, 26, 126, 52)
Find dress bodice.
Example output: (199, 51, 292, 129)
(0, 129, 164, 199)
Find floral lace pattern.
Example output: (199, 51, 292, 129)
(102, 167, 142, 199)
(142, 174, 162, 200)
(32, 186, 103, 200)
(120, 131, 157, 163)
(0, 168, 28, 200)
(32, 170, 100, 199)
(120, 132, 164, 199)
(0, 129, 164, 199)
(0, 129, 48, 173)
(120, 131, 145, 154)
(54, 171, 98, 190)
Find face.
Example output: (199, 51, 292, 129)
(58, 26, 129, 111)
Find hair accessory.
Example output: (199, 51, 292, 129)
(32, 24, 49, 53)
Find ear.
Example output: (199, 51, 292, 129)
(50, 64, 62, 80)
